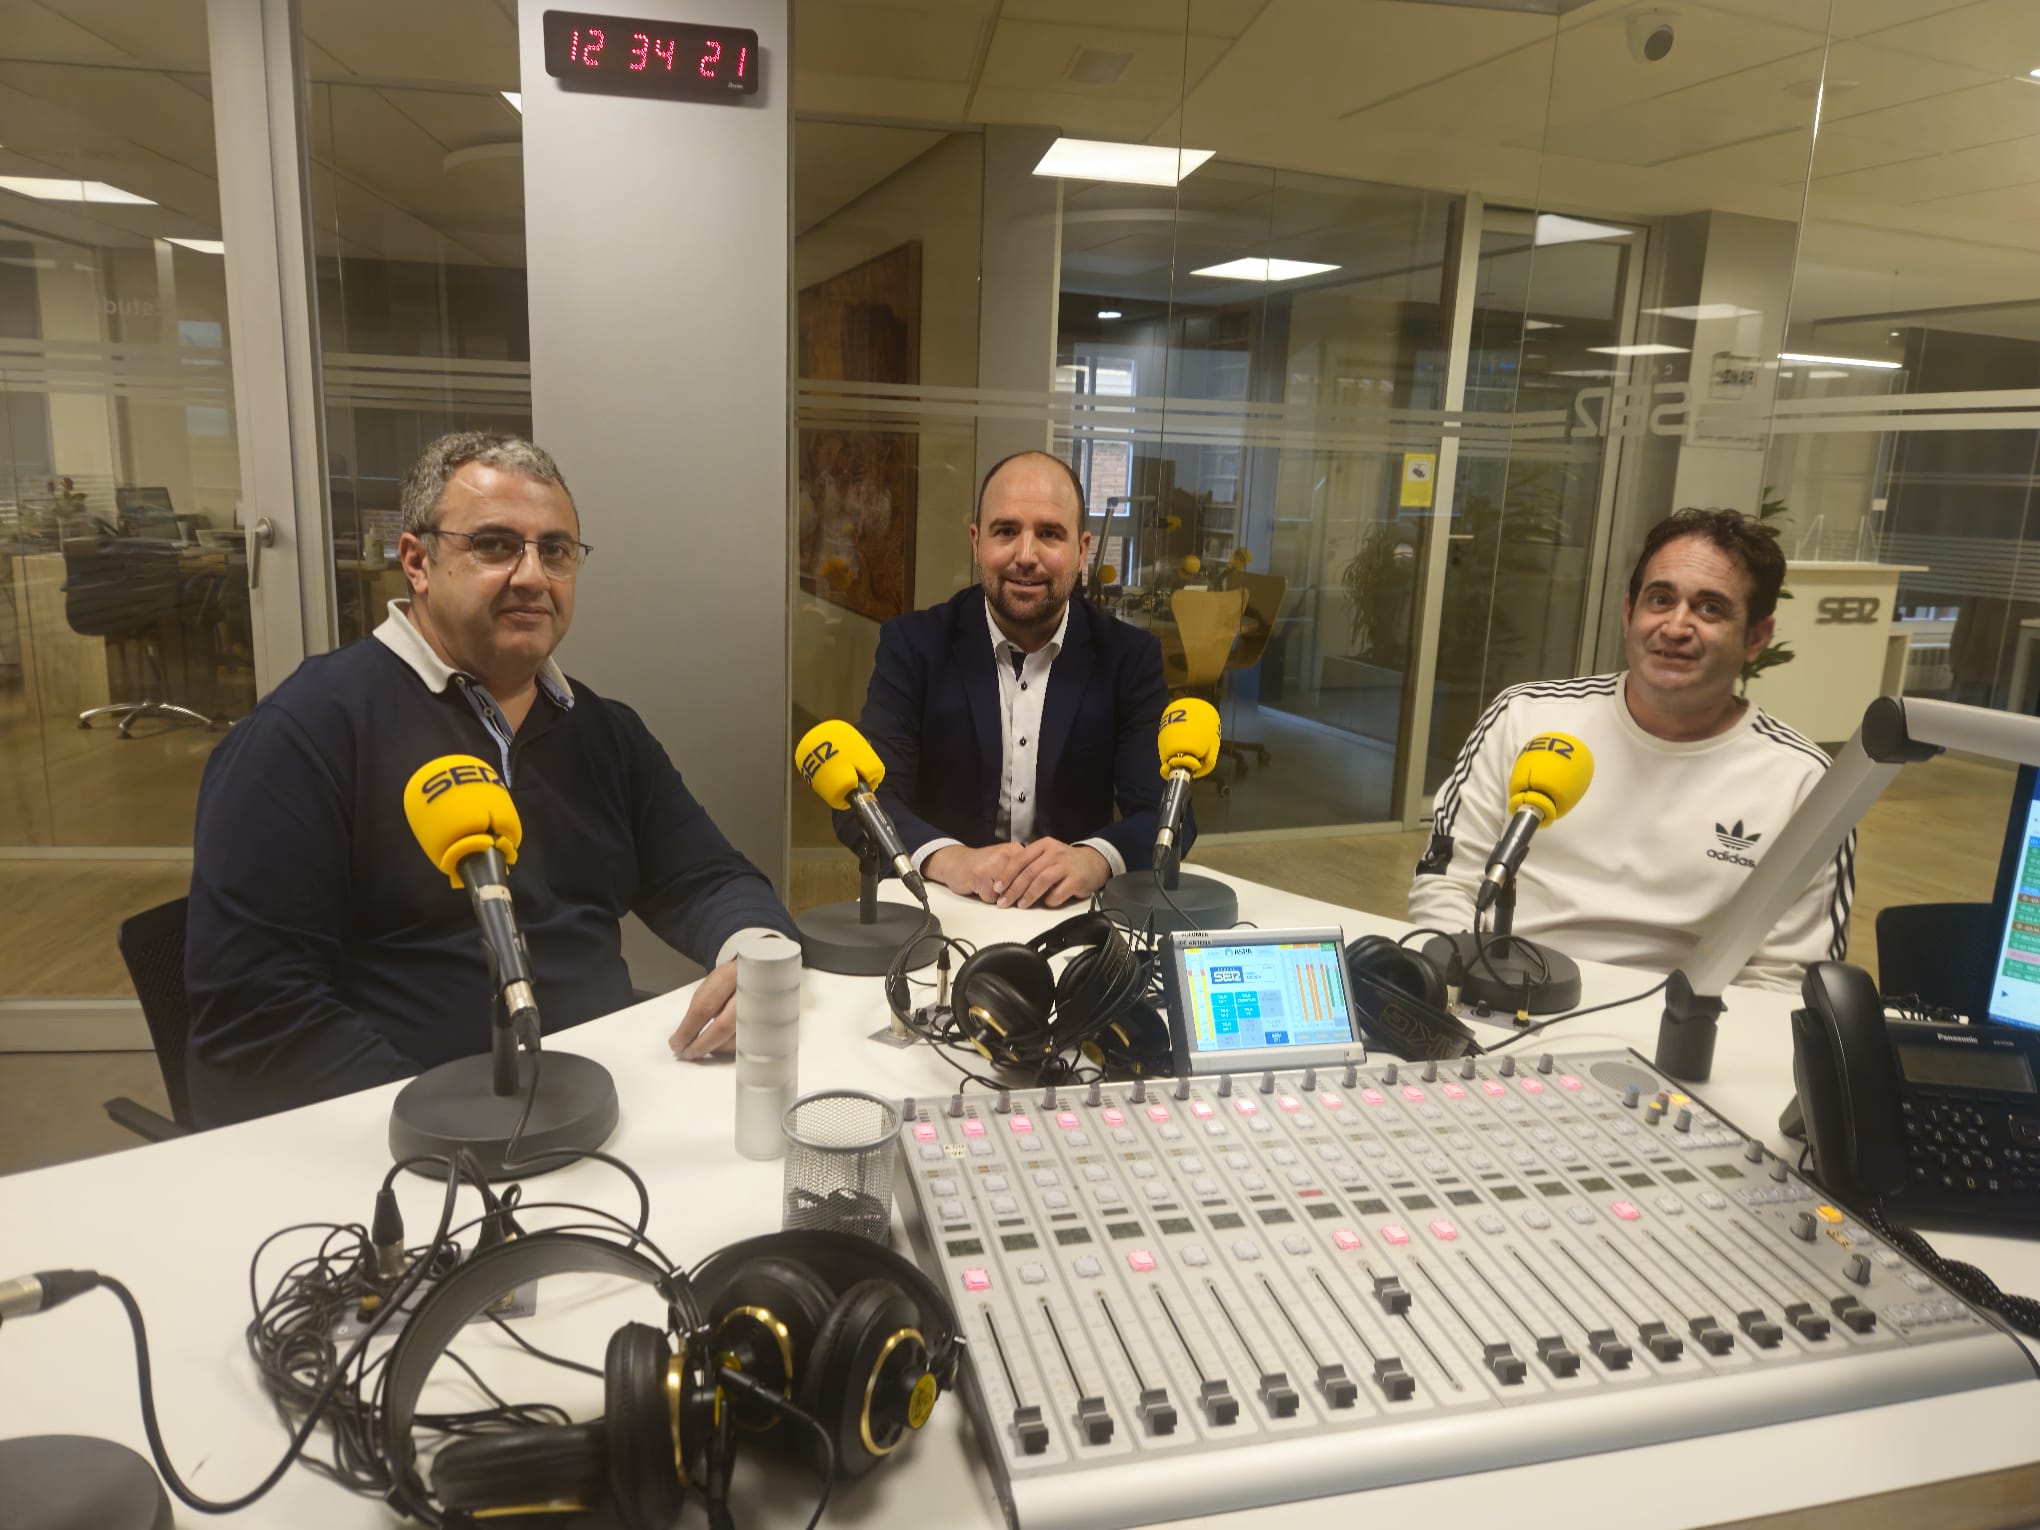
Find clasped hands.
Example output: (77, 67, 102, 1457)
(924, 838, 1111, 909)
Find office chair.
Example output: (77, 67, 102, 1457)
(1218, 571, 1288, 776)
(1164, 587, 1246, 797)
(1874, 902, 1994, 1018)
(102, 897, 196, 1143)
(61, 537, 217, 737)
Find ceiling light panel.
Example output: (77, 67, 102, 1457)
(1034, 138, 1215, 187)
(0, 176, 154, 205)
(1191, 258, 1342, 282)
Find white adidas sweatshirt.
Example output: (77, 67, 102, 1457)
(1407, 673, 1854, 993)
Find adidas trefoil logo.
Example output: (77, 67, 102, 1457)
(1709, 820, 1761, 867)
(1715, 820, 1761, 852)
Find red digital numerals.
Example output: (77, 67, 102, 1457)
(570, 25, 745, 81)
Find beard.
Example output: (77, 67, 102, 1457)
(983, 567, 1073, 634)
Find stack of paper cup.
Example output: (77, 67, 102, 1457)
(734, 932, 803, 1160)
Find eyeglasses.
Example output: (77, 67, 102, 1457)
(424, 527, 593, 578)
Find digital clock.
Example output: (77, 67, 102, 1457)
(541, 10, 759, 99)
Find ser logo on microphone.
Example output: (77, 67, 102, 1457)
(1522, 735, 1576, 758)
(798, 739, 836, 785)
(419, 761, 502, 803)
(1162, 706, 1188, 727)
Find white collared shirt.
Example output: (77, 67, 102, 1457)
(909, 602, 1125, 877)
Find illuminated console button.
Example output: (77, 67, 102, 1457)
(1191, 1100, 1215, 1118)
(1057, 1111, 1080, 1130)
(1401, 1087, 1426, 1103)
(1333, 1229, 1361, 1250)
(1127, 1250, 1156, 1273)
(1279, 1094, 1302, 1112)
(1320, 1092, 1345, 1109)
(1010, 1116, 1033, 1134)
(1234, 1097, 1259, 1115)
(1481, 1081, 1507, 1097)
(962, 1268, 991, 1291)
(1429, 1219, 1458, 1241)
(1381, 1224, 1411, 1245)
(962, 1119, 986, 1138)
(1147, 1105, 1170, 1122)
(1611, 1201, 1641, 1221)
(1361, 1089, 1387, 1106)
(1102, 1108, 1126, 1126)
(1520, 1078, 1546, 1095)
(1559, 1075, 1583, 1090)
(1442, 1084, 1466, 1100)
(913, 1122, 937, 1141)
(1816, 1205, 1845, 1224)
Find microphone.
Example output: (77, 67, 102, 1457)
(796, 721, 927, 905)
(1474, 733, 1595, 914)
(404, 755, 537, 1095)
(1155, 699, 1220, 873)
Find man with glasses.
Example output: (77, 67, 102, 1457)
(184, 432, 796, 1126)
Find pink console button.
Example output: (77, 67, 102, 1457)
(1360, 1089, 1387, 1106)
(1127, 1250, 1156, 1273)
(1480, 1081, 1506, 1097)
(1147, 1105, 1170, 1122)
(1057, 1111, 1080, 1129)
(962, 1118, 986, 1137)
(1520, 1078, 1546, 1095)
(1429, 1219, 1458, 1241)
(1559, 1074, 1583, 1090)
(1009, 1115, 1033, 1133)
(1381, 1224, 1411, 1246)
(1102, 1108, 1126, 1126)
(1191, 1101, 1214, 1118)
(1234, 1097, 1258, 1115)
(1279, 1094, 1302, 1112)
(1332, 1229, 1361, 1251)
(1401, 1086, 1426, 1103)
(962, 1267, 991, 1292)
(1611, 1201, 1641, 1221)
(913, 1122, 937, 1141)
(1442, 1084, 1466, 1100)
(1319, 1092, 1345, 1110)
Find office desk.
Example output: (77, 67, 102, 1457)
(1, 873, 2037, 1529)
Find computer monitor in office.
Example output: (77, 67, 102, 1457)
(116, 487, 182, 541)
(1985, 762, 2040, 1030)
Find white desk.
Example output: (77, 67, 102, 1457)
(2, 873, 2037, 1529)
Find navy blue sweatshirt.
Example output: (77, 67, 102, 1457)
(184, 616, 795, 1126)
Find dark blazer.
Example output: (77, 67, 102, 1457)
(836, 586, 1189, 873)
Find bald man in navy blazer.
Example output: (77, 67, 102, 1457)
(835, 451, 1190, 909)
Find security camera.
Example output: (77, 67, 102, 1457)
(1626, 8, 1677, 63)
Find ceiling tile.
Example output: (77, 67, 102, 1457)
(1822, 77, 2040, 156)
(300, 0, 517, 88)
(793, 71, 971, 118)
(797, 0, 986, 81)
(1861, 0, 2040, 72)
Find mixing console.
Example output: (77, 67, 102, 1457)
(894, 1049, 2038, 1530)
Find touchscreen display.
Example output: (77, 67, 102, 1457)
(1178, 937, 1352, 1055)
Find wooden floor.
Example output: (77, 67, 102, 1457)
(0, 754, 2018, 1178)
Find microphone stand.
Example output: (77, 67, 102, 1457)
(1422, 874, 1583, 1015)
(796, 838, 941, 977)
(1100, 841, 1239, 937)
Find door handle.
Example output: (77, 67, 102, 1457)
(246, 516, 276, 589)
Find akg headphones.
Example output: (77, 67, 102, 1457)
(1343, 935, 1481, 1062)
(946, 911, 1147, 1075)
(380, 1230, 959, 1528)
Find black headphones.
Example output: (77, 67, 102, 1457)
(943, 911, 1147, 1075)
(1343, 935, 1481, 1062)
(380, 1229, 960, 1528)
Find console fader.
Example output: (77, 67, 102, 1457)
(894, 1050, 2037, 1530)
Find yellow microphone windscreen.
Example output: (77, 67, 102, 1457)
(404, 755, 522, 887)
(1158, 698, 1222, 780)
(1507, 733, 1595, 824)
(795, 720, 885, 810)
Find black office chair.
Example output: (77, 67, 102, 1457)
(1875, 901, 1994, 1017)
(61, 537, 216, 737)
(102, 897, 196, 1143)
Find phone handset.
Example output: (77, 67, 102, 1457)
(1789, 962, 1909, 1210)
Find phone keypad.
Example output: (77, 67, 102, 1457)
(1901, 1095, 2040, 1197)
